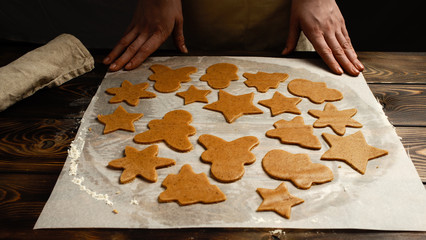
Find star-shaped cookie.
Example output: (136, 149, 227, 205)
(176, 85, 211, 105)
(200, 63, 239, 89)
(134, 110, 196, 152)
(308, 103, 362, 135)
(262, 149, 333, 189)
(258, 91, 301, 116)
(97, 105, 143, 134)
(149, 64, 197, 93)
(321, 131, 388, 174)
(159, 164, 226, 205)
(198, 134, 259, 183)
(108, 145, 175, 183)
(256, 182, 304, 219)
(243, 72, 289, 93)
(203, 90, 263, 123)
(266, 116, 322, 150)
(106, 80, 156, 106)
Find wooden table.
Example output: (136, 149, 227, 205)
(1, 42, 425, 239)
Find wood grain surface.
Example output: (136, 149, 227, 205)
(0, 47, 425, 239)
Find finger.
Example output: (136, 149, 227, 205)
(282, 17, 300, 55)
(110, 33, 150, 71)
(103, 28, 139, 66)
(324, 32, 359, 76)
(336, 30, 364, 72)
(173, 18, 188, 53)
(124, 32, 164, 70)
(306, 32, 344, 75)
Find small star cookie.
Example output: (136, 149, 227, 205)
(243, 72, 289, 93)
(287, 78, 343, 104)
(159, 164, 226, 205)
(262, 149, 333, 189)
(134, 110, 196, 152)
(97, 105, 143, 134)
(176, 85, 211, 105)
(108, 145, 175, 183)
(256, 182, 304, 219)
(266, 116, 321, 150)
(308, 103, 362, 135)
(106, 80, 156, 106)
(321, 131, 388, 174)
(149, 64, 197, 93)
(258, 91, 301, 116)
(203, 90, 263, 123)
(200, 63, 238, 89)
(198, 134, 259, 183)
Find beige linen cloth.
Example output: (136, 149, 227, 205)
(0, 34, 94, 112)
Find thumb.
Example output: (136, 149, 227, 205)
(173, 18, 188, 53)
(282, 19, 301, 55)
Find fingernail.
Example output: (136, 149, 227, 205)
(352, 66, 360, 75)
(125, 62, 132, 69)
(356, 62, 364, 71)
(103, 57, 110, 64)
(337, 67, 344, 74)
(109, 63, 117, 70)
(182, 45, 188, 53)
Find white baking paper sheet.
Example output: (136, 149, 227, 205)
(35, 56, 426, 230)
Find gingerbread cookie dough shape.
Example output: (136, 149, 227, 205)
(134, 110, 196, 152)
(308, 103, 362, 135)
(321, 131, 388, 174)
(149, 64, 197, 93)
(257, 182, 304, 219)
(262, 149, 333, 189)
(106, 80, 156, 106)
(287, 78, 343, 104)
(258, 91, 301, 116)
(108, 145, 175, 183)
(243, 72, 289, 93)
(97, 105, 143, 134)
(266, 116, 321, 150)
(198, 134, 259, 183)
(203, 90, 263, 123)
(200, 63, 238, 89)
(158, 164, 226, 205)
(176, 85, 211, 105)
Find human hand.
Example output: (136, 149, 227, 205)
(103, 0, 187, 71)
(282, 0, 364, 76)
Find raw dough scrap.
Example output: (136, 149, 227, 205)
(262, 149, 333, 189)
(108, 145, 175, 183)
(105, 80, 156, 106)
(97, 105, 143, 134)
(256, 182, 304, 219)
(266, 116, 322, 150)
(258, 91, 301, 116)
(243, 72, 289, 93)
(200, 63, 238, 89)
(308, 103, 362, 135)
(176, 85, 211, 105)
(158, 164, 227, 205)
(203, 90, 263, 123)
(321, 131, 388, 174)
(287, 78, 343, 104)
(149, 64, 197, 93)
(134, 110, 196, 152)
(198, 134, 259, 183)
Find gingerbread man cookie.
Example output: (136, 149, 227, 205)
(243, 72, 289, 93)
(287, 78, 343, 104)
(198, 134, 259, 183)
(262, 149, 333, 189)
(200, 63, 239, 89)
(134, 110, 196, 152)
(159, 164, 226, 205)
(149, 64, 197, 93)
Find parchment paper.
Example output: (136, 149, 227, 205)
(35, 56, 426, 230)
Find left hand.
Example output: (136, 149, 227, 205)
(282, 0, 364, 76)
